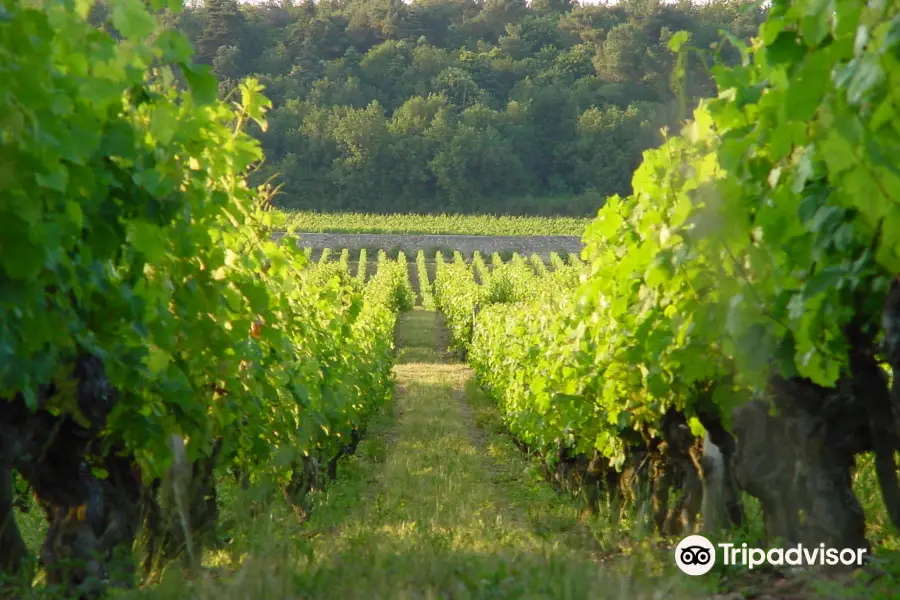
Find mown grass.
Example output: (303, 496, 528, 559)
(394, 307, 447, 364)
(276, 211, 590, 237)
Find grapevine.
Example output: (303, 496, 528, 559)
(433, 0, 900, 552)
(0, 0, 405, 592)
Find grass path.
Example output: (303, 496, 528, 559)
(279, 308, 702, 600)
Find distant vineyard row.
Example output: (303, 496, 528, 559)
(275, 211, 592, 237)
(303, 248, 583, 277)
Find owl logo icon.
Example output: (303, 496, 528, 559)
(675, 535, 716, 576)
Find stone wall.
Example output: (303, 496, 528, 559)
(273, 232, 584, 257)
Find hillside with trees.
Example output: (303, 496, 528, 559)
(169, 0, 765, 215)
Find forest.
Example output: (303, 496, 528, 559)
(167, 0, 766, 214)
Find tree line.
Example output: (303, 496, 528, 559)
(168, 0, 765, 215)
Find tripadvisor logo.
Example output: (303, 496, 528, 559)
(675, 535, 716, 576)
(674, 535, 869, 575)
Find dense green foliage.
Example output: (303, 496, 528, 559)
(435, 252, 483, 349)
(394, 251, 419, 311)
(0, 0, 410, 591)
(356, 247, 369, 282)
(434, 0, 900, 548)
(279, 210, 589, 236)
(167, 0, 765, 214)
(434, 249, 579, 355)
(417, 249, 437, 310)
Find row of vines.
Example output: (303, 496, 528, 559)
(435, 0, 900, 560)
(277, 211, 590, 237)
(0, 1, 413, 597)
(306, 246, 578, 309)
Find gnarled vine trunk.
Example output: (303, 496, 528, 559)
(701, 376, 871, 559)
(694, 386, 745, 536)
(0, 354, 142, 598)
(658, 408, 703, 536)
(772, 375, 870, 552)
(697, 283, 900, 562)
(877, 279, 900, 529)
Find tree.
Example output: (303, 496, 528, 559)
(178, 0, 766, 213)
(195, 0, 247, 66)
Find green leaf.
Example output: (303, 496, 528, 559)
(711, 383, 740, 414)
(147, 346, 170, 374)
(845, 56, 884, 105)
(647, 372, 668, 398)
(128, 221, 166, 262)
(809, 204, 843, 234)
(668, 30, 691, 53)
(841, 166, 888, 222)
(111, 0, 156, 40)
(766, 31, 807, 65)
(883, 14, 900, 53)
(820, 133, 857, 174)
(772, 335, 799, 379)
(761, 16, 787, 46)
(236, 280, 269, 314)
(725, 293, 753, 338)
(36, 168, 68, 192)
(738, 323, 774, 373)
(65, 200, 84, 232)
(180, 63, 217, 106)
(91, 466, 110, 480)
(854, 23, 869, 56)
(799, 0, 835, 47)
(23, 386, 38, 411)
(150, 105, 178, 145)
(154, 30, 194, 63)
(787, 293, 806, 321)
(804, 266, 845, 298)
(783, 51, 831, 121)
(75, 0, 93, 18)
(687, 417, 705, 437)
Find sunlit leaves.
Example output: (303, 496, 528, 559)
(1, 0, 402, 488)
(180, 62, 217, 106)
(442, 2, 900, 473)
(110, 0, 155, 40)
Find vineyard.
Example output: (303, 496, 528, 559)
(275, 211, 591, 237)
(4, 0, 900, 599)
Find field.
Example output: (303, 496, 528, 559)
(274, 210, 592, 237)
(6, 2, 900, 600)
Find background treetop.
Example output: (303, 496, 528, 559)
(168, 0, 765, 214)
